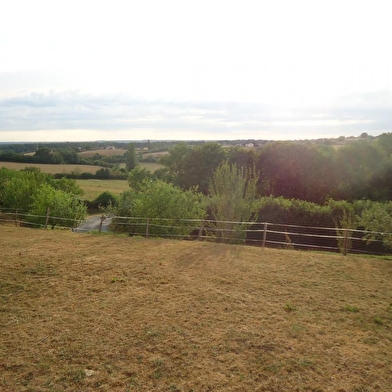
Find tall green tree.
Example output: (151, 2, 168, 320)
(335, 140, 384, 200)
(208, 161, 259, 243)
(160, 142, 226, 194)
(128, 166, 155, 191)
(125, 143, 138, 171)
(257, 142, 338, 203)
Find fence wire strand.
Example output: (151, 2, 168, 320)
(1, 208, 391, 255)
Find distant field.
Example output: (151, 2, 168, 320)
(0, 162, 102, 174)
(139, 161, 163, 172)
(142, 151, 169, 158)
(78, 148, 127, 158)
(1, 161, 161, 174)
(76, 179, 129, 200)
(1, 226, 391, 391)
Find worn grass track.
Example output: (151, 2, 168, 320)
(1, 226, 391, 391)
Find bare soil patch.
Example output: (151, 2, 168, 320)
(1, 226, 391, 391)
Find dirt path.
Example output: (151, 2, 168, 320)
(74, 215, 112, 232)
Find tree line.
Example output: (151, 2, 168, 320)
(155, 134, 392, 204)
(2, 134, 392, 252)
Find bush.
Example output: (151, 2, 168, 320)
(111, 179, 206, 238)
(92, 191, 118, 209)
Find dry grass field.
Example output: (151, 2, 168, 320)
(1, 162, 160, 176)
(0, 162, 103, 175)
(1, 226, 392, 391)
(78, 149, 127, 158)
(76, 179, 129, 200)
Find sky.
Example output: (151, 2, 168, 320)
(1, 0, 392, 142)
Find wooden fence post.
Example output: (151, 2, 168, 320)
(343, 229, 349, 256)
(262, 222, 268, 248)
(198, 220, 205, 240)
(146, 218, 150, 237)
(44, 207, 50, 229)
(99, 215, 105, 234)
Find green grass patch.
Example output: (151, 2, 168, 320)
(76, 179, 129, 200)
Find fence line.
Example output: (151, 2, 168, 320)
(1, 208, 391, 255)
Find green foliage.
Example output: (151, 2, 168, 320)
(34, 147, 65, 164)
(208, 162, 259, 243)
(259, 197, 331, 226)
(111, 179, 206, 237)
(53, 177, 84, 196)
(344, 305, 359, 313)
(335, 140, 384, 200)
(1, 170, 50, 211)
(359, 201, 392, 249)
(257, 142, 338, 203)
(95, 168, 113, 179)
(128, 166, 155, 191)
(0, 168, 20, 205)
(93, 191, 118, 208)
(125, 143, 138, 171)
(29, 184, 87, 228)
(160, 142, 226, 194)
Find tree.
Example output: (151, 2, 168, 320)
(125, 143, 138, 171)
(1, 170, 50, 212)
(128, 166, 155, 191)
(335, 140, 384, 201)
(111, 179, 206, 237)
(256, 142, 339, 203)
(160, 142, 226, 194)
(53, 177, 84, 196)
(208, 161, 259, 243)
(34, 147, 61, 164)
(359, 201, 392, 249)
(29, 184, 87, 229)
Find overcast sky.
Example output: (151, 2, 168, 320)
(1, 0, 392, 142)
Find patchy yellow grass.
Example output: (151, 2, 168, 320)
(0, 162, 102, 174)
(139, 162, 163, 172)
(76, 179, 129, 200)
(1, 226, 392, 391)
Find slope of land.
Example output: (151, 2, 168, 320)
(1, 226, 391, 391)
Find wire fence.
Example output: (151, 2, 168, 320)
(1, 207, 391, 256)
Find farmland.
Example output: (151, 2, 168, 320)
(76, 179, 129, 200)
(1, 226, 391, 391)
(0, 162, 102, 175)
(0, 161, 161, 175)
(77, 148, 127, 158)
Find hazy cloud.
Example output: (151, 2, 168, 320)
(0, 90, 391, 141)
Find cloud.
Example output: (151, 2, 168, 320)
(0, 90, 391, 141)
